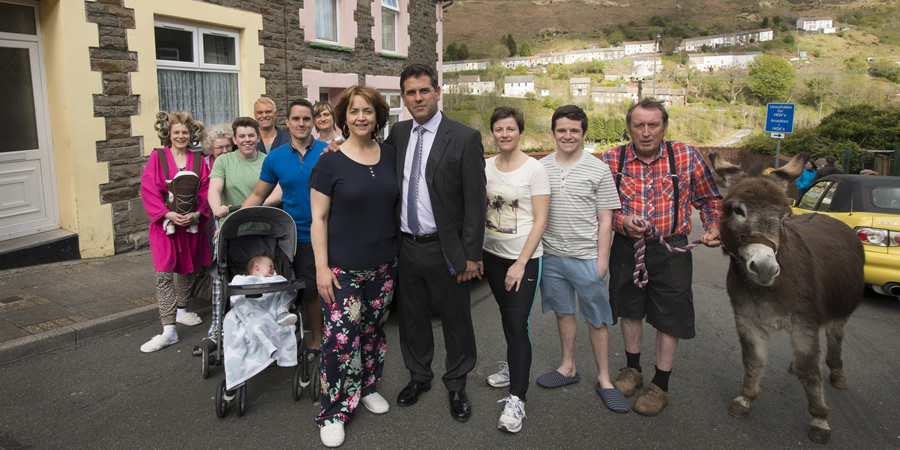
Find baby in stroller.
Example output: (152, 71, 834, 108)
(222, 254, 299, 391)
(237, 255, 298, 326)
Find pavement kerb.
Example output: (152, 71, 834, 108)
(0, 304, 214, 366)
(0, 305, 155, 366)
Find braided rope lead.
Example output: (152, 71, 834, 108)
(630, 218, 703, 288)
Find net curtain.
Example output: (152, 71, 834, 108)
(157, 69, 238, 127)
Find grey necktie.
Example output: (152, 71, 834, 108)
(407, 126, 426, 234)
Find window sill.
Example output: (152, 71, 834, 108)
(379, 52, 407, 60)
(310, 41, 353, 52)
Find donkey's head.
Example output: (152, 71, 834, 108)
(709, 152, 808, 286)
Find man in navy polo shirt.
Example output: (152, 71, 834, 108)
(244, 98, 326, 362)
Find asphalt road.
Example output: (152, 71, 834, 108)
(2, 212, 898, 449)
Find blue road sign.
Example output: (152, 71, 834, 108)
(765, 103, 795, 133)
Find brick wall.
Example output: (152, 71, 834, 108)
(85, 0, 439, 254)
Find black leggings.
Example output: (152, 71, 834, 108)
(483, 251, 541, 401)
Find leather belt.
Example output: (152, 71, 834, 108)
(402, 232, 438, 243)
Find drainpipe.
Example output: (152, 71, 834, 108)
(893, 143, 900, 177)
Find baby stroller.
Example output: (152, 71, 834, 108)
(203, 206, 319, 418)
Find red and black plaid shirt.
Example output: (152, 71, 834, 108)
(601, 140, 722, 237)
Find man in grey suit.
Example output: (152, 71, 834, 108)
(390, 63, 486, 422)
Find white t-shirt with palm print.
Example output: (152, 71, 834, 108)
(483, 156, 551, 260)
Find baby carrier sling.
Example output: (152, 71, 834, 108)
(614, 140, 679, 236)
(157, 148, 202, 216)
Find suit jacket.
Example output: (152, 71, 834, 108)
(386, 115, 487, 273)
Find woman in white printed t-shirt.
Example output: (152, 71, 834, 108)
(481, 106, 550, 434)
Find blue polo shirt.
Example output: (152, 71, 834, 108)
(259, 139, 326, 242)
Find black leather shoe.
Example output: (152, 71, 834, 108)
(449, 390, 471, 422)
(396, 381, 431, 406)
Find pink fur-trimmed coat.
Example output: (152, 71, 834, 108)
(141, 146, 211, 273)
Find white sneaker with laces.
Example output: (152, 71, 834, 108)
(176, 311, 202, 326)
(487, 361, 510, 387)
(497, 395, 526, 433)
(361, 392, 390, 414)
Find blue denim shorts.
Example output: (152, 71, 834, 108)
(539, 253, 613, 328)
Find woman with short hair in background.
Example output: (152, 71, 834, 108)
(313, 101, 343, 143)
(202, 123, 234, 170)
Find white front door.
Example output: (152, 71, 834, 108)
(0, 0, 58, 241)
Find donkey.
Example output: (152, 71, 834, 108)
(709, 152, 864, 444)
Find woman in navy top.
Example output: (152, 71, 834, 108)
(309, 85, 398, 447)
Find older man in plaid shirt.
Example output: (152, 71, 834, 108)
(601, 98, 722, 416)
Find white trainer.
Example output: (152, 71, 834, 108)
(487, 361, 510, 387)
(361, 392, 390, 414)
(320, 422, 345, 447)
(497, 395, 526, 433)
(176, 311, 202, 326)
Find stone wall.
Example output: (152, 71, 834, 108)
(85, 0, 147, 254)
(84, 0, 439, 254)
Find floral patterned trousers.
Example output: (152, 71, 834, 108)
(316, 258, 397, 427)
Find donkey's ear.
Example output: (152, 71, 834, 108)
(709, 152, 743, 189)
(767, 152, 808, 191)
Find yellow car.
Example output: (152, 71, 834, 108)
(793, 174, 900, 297)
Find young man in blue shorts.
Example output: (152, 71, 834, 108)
(536, 105, 630, 414)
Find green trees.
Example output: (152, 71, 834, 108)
(520, 40, 532, 57)
(504, 34, 517, 57)
(747, 54, 795, 103)
(446, 43, 458, 61)
(870, 61, 900, 83)
(446, 42, 468, 61)
(817, 105, 900, 151)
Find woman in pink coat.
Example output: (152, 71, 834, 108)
(139, 110, 212, 353)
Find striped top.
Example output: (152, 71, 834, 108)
(540, 151, 621, 259)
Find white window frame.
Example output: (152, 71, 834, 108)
(380, 91, 402, 141)
(315, 0, 339, 43)
(154, 18, 240, 72)
(381, 0, 399, 53)
(154, 18, 242, 126)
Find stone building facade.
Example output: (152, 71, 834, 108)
(2, 0, 444, 267)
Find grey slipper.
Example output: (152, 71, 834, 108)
(597, 384, 631, 413)
(536, 370, 581, 388)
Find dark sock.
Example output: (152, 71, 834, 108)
(626, 351, 641, 373)
(651, 366, 671, 392)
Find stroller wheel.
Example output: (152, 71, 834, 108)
(236, 384, 248, 417)
(215, 379, 228, 418)
(308, 361, 320, 403)
(292, 364, 303, 401)
(201, 346, 210, 379)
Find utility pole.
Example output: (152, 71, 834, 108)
(653, 34, 660, 98)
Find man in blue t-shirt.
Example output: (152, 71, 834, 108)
(244, 98, 326, 362)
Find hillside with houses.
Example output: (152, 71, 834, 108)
(439, 5, 900, 153)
